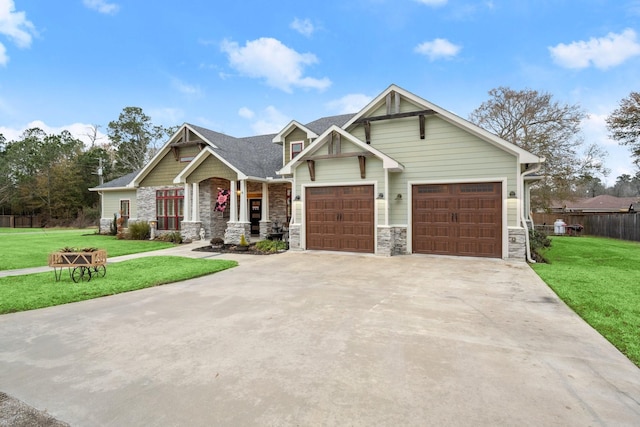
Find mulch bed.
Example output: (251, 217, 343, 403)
(193, 243, 286, 255)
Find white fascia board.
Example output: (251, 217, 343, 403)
(271, 120, 318, 144)
(173, 146, 245, 184)
(88, 186, 133, 192)
(343, 84, 544, 166)
(132, 123, 218, 186)
(278, 125, 403, 174)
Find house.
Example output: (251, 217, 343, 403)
(91, 84, 544, 260)
(549, 195, 639, 213)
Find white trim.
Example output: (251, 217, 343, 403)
(173, 146, 245, 184)
(271, 120, 318, 144)
(278, 125, 403, 175)
(299, 180, 380, 254)
(131, 123, 217, 187)
(343, 84, 544, 165)
(289, 140, 304, 160)
(406, 178, 509, 259)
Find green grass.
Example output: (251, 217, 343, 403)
(532, 236, 640, 367)
(0, 256, 237, 314)
(0, 228, 175, 270)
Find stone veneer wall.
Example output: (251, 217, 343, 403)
(224, 222, 251, 244)
(197, 180, 212, 239)
(288, 224, 301, 250)
(268, 183, 290, 228)
(209, 178, 231, 240)
(99, 218, 112, 234)
(376, 226, 408, 256)
(181, 221, 202, 241)
(136, 187, 158, 222)
(508, 227, 527, 261)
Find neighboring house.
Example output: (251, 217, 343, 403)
(91, 84, 544, 260)
(549, 195, 639, 213)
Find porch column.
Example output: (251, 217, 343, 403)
(183, 182, 191, 221)
(192, 182, 199, 221)
(229, 180, 238, 222)
(261, 182, 270, 220)
(239, 179, 249, 223)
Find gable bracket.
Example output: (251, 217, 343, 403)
(353, 109, 436, 124)
(419, 114, 426, 139)
(358, 156, 366, 179)
(171, 145, 179, 161)
(364, 121, 371, 144)
(307, 160, 316, 181)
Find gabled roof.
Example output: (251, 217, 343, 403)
(278, 125, 404, 175)
(129, 123, 283, 187)
(271, 114, 356, 144)
(89, 170, 139, 191)
(344, 84, 544, 165)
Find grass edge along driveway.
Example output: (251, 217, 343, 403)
(0, 256, 237, 314)
(531, 236, 640, 368)
(0, 228, 175, 271)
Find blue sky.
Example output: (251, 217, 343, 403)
(1, 0, 639, 185)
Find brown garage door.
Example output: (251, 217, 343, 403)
(412, 182, 502, 258)
(306, 185, 374, 253)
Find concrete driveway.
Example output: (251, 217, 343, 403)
(1, 252, 639, 426)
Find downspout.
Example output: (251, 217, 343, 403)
(520, 161, 543, 263)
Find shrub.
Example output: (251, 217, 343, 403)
(126, 221, 151, 240)
(239, 234, 249, 247)
(255, 240, 287, 253)
(109, 213, 118, 236)
(156, 231, 182, 244)
(210, 237, 224, 246)
(529, 228, 551, 262)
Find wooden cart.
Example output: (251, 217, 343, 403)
(48, 250, 107, 283)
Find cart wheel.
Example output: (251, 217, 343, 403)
(93, 265, 106, 278)
(71, 267, 84, 283)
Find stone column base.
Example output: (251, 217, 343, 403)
(224, 222, 251, 244)
(508, 227, 527, 261)
(377, 226, 408, 256)
(181, 221, 203, 241)
(288, 224, 301, 249)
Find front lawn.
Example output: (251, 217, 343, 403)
(0, 256, 237, 314)
(0, 228, 174, 270)
(532, 236, 640, 367)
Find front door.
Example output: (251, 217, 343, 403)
(250, 199, 261, 235)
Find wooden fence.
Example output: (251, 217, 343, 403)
(532, 213, 640, 242)
(0, 215, 42, 228)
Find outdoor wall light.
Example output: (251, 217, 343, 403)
(509, 191, 516, 198)
(294, 195, 301, 201)
(377, 193, 384, 199)
(395, 194, 402, 200)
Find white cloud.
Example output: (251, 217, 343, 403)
(248, 106, 289, 135)
(582, 113, 615, 146)
(82, 0, 120, 15)
(238, 107, 255, 119)
(549, 28, 640, 70)
(326, 93, 373, 114)
(414, 0, 448, 6)
(414, 38, 461, 60)
(0, 121, 109, 148)
(290, 18, 315, 37)
(220, 37, 331, 93)
(0, 0, 37, 65)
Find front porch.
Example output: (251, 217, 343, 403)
(179, 177, 291, 245)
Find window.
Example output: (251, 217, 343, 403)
(120, 200, 130, 227)
(290, 141, 304, 159)
(156, 189, 184, 230)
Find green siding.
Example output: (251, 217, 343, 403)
(140, 145, 201, 187)
(355, 115, 518, 225)
(187, 154, 237, 183)
(102, 190, 137, 218)
(284, 129, 307, 163)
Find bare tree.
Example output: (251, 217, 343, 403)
(469, 87, 607, 207)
